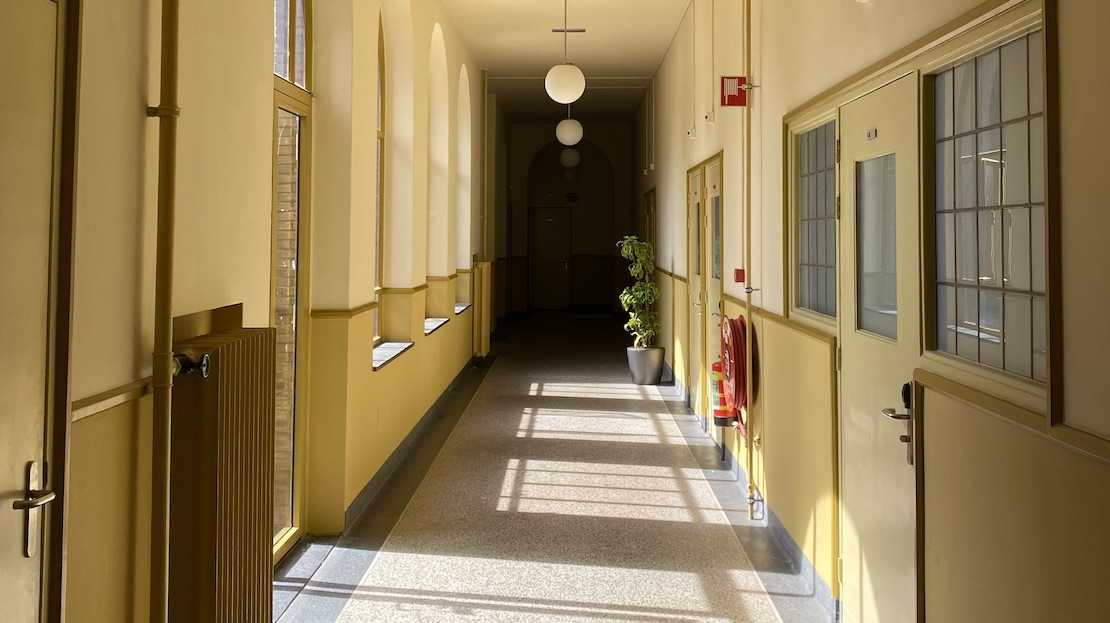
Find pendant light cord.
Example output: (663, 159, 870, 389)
(563, 0, 568, 63)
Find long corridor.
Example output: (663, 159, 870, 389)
(276, 313, 832, 623)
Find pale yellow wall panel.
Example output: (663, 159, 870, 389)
(655, 273, 675, 366)
(72, 0, 157, 399)
(1057, 1, 1110, 439)
(173, 0, 274, 326)
(760, 319, 837, 589)
(67, 398, 152, 623)
(923, 389, 1110, 622)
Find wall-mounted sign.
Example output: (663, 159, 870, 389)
(566, 193, 578, 202)
(721, 76, 747, 107)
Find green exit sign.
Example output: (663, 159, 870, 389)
(566, 193, 578, 202)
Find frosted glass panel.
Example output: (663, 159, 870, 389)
(935, 70, 954, 139)
(977, 49, 1001, 127)
(1004, 294, 1033, 378)
(1004, 208, 1031, 291)
(954, 61, 976, 134)
(937, 285, 956, 355)
(1002, 121, 1029, 206)
(857, 154, 897, 340)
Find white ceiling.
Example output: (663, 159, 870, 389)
(440, 0, 691, 123)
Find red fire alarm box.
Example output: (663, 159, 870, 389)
(721, 76, 747, 107)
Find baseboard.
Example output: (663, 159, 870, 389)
(343, 357, 486, 531)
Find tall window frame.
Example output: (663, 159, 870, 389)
(272, 0, 313, 565)
(786, 112, 839, 333)
(374, 16, 386, 345)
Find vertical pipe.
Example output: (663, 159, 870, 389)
(742, 0, 756, 519)
(149, 0, 180, 621)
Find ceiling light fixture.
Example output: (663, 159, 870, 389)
(545, 0, 585, 104)
(560, 148, 581, 168)
(556, 106, 583, 146)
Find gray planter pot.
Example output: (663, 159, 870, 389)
(626, 346, 665, 385)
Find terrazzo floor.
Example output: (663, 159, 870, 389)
(275, 313, 835, 623)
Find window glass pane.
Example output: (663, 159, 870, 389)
(954, 60, 976, 134)
(937, 139, 954, 210)
(375, 138, 383, 292)
(824, 169, 836, 218)
(825, 218, 836, 267)
(857, 154, 897, 339)
(1004, 294, 1032, 377)
(937, 284, 957, 354)
(977, 49, 1001, 127)
(816, 124, 827, 171)
(1029, 31, 1044, 115)
(956, 135, 977, 209)
(937, 213, 955, 284)
(1000, 37, 1028, 122)
(796, 121, 837, 318)
(1031, 205, 1045, 293)
(1032, 296, 1047, 382)
(931, 31, 1047, 382)
(274, 108, 301, 541)
(1030, 116, 1045, 204)
(294, 0, 307, 88)
(825, 121, 836, 168)
(957, 287, 979, 360)
(1004, 208, 1031, 291)
(824, 267, 836, 317)
(799, 133, 810, 176)
(935, 70, 954, 139)
(274, 0, 290, 79)
(956, 211, 978, 285)
(978, 129, 1002, 207)
(980, 290, 1003, 369)
(1001, 121, 1029, 206)
(978, 210, 1002, 288)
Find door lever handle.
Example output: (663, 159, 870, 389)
(882, 408, 911, 421)
(13, 489, 55, 511)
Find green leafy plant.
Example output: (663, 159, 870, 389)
(617, 235, 661, 348)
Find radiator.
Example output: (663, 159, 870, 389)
(169, 328, 276, 623)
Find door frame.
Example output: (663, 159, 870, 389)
(43, 0, 82, 619)
(685, 151, 724, 424)
(527, 205, 573, 310)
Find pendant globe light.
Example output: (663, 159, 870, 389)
(556, 106, 583, 146)
(545, 0, 585, 105)
(560, 148, 581, 168)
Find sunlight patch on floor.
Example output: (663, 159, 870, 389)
(496, 459, 730, 524)
(528, 381, 659, 400)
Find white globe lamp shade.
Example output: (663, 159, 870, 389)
(545, 64, 586, 104)
(556, 119, 583, 146)
(559, 148, 581, 168)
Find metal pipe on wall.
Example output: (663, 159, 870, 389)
(742, 0, 756, 520)
(148, 0, 181, 620)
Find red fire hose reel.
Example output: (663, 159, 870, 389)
(720, 315, 747, 436)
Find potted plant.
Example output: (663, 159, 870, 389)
(617, 235, 665, 385)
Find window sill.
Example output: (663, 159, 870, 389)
(424, 317, 449, 336)
(373, 342, 413, 371)
(454, 303, 472, 315)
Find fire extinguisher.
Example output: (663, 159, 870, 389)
(710, 361, 733, 427)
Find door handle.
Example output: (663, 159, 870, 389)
(13, 489, 55, 511)
(14, 461, 51, 558)
(881, 408, 910, 421)
(563, 259, 568, 270)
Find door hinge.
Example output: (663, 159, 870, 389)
(835, 196, 841, 220)
(835, 139, 841, 164)
(837, 557, 844, 584)
(836, 347, 842, 371)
